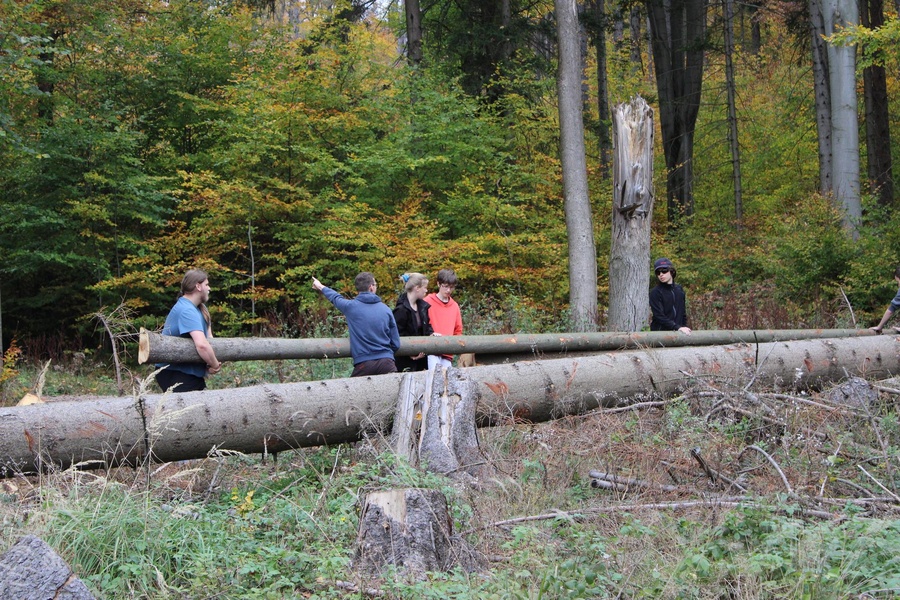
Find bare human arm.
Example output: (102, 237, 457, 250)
(190, 330, 221, 374)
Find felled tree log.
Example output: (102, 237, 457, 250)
(0, 535, 95, 600)
(354, 488, 485, 578)
(138, 328, 874, 364)
(1, 335, 897, 477)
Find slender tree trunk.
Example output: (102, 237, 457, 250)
(809, 0, 833, 194)
(608, 97, 655, 332)
(822, 0, 861, 237)
(723, 0, 743, 227)
(593, 0, 612, 177)
(630, 7, 643, 72)
(646, 0, 707, 224)
(556, 0, 598, 331)
(860, 0, 894, 206)
(3, 336, 897, 476)
(405, 0, 423, 66)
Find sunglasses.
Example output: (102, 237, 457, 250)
(656, 269, 671, 275)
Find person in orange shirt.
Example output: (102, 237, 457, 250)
(424, 268, 463, 371)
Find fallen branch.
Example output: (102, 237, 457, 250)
(588, 470, 683, 493)
(763, 392, 862, 415)
(740, 445, 794, 495)
(872, 385, 900, 396)
(858, 465, 900, 503)
(599, 400, 669, 414)
(463, 496, 838, 534)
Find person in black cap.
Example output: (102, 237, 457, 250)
(649, 258, 691, 334)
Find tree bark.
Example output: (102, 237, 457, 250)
(608, 96, 655, 332)
(354, 488, 485, 577)
(139, 328, 875, 364)
(404, 0, 423, 65)
(2, 335, 896, 477)
(592, 0, 612, 177)
(645, 0, 707, 223)
(860, 0, 894, 206)
(809, 0, 834, 194)
(556, 0, 598, 331)
(822, 0, 861, 236)
(0, 535, 95, 600)
(723, 0, 743, 227)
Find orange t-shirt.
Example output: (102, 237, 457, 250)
(424, 292, 463, 358)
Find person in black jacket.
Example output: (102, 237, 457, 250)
(649, 258, 692, 335)
(393, 273, 434, 371)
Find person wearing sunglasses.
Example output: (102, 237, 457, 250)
(649, 258, 691, 335)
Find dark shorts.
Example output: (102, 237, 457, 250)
(351, 358, 398, 377)
(156, 369, 206, 392)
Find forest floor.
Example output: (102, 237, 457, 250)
(1, 358, 899, 598)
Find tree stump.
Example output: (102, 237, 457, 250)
(354, 488, 484, 578)
(419, 367, 482, 479)
(0, 535, 95, 599)
(391, 368, 483, 479)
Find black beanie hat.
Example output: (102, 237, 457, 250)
(654, 257, 675, 275)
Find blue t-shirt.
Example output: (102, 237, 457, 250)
(158, 297, 208, 378)
(321, 288, 400, 365)
(890, 288, 900, 313)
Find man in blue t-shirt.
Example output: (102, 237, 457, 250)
(312, 272, 400, 377)
(156, 269, 223, 392)
(871, 266, 900, 334)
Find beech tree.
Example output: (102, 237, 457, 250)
(822, 0, 862, 236)
(556, 0, 598, 331)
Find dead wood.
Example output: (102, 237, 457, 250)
(0, 535, 95, 600)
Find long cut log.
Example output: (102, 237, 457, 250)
(2, 336, 897, 478)
(138, 327, 875, 364)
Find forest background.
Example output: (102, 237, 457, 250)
(1, 0, 900, 361)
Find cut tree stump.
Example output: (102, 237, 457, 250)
(354, 488, 485, 578)
(0, 535, 95, 599)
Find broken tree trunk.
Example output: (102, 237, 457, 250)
(1, 336, 897, 477)
(392, 368, 482, 478)
(608, 96, 655, 332)
(139, 328, 874, 364)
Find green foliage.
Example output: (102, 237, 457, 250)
(829, 18, 900, 69)
(657, 505, 900, 598)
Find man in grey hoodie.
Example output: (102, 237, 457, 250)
(312, 272, 401, 376)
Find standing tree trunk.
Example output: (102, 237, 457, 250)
(822, 0, 861, 237)
(556, 0, 598, 331)
(860, 0, 894, 206)
(645, 0, 708, 224)
(592, 0, 612, 177)
(608, 97, 655, 332)
(405, 0, 423, 66)
(723, 0, 743, 227)
(809, 0, 834, 194)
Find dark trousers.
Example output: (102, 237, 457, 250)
(156, 369, 206, 392)
(351, 358, 398, 377)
